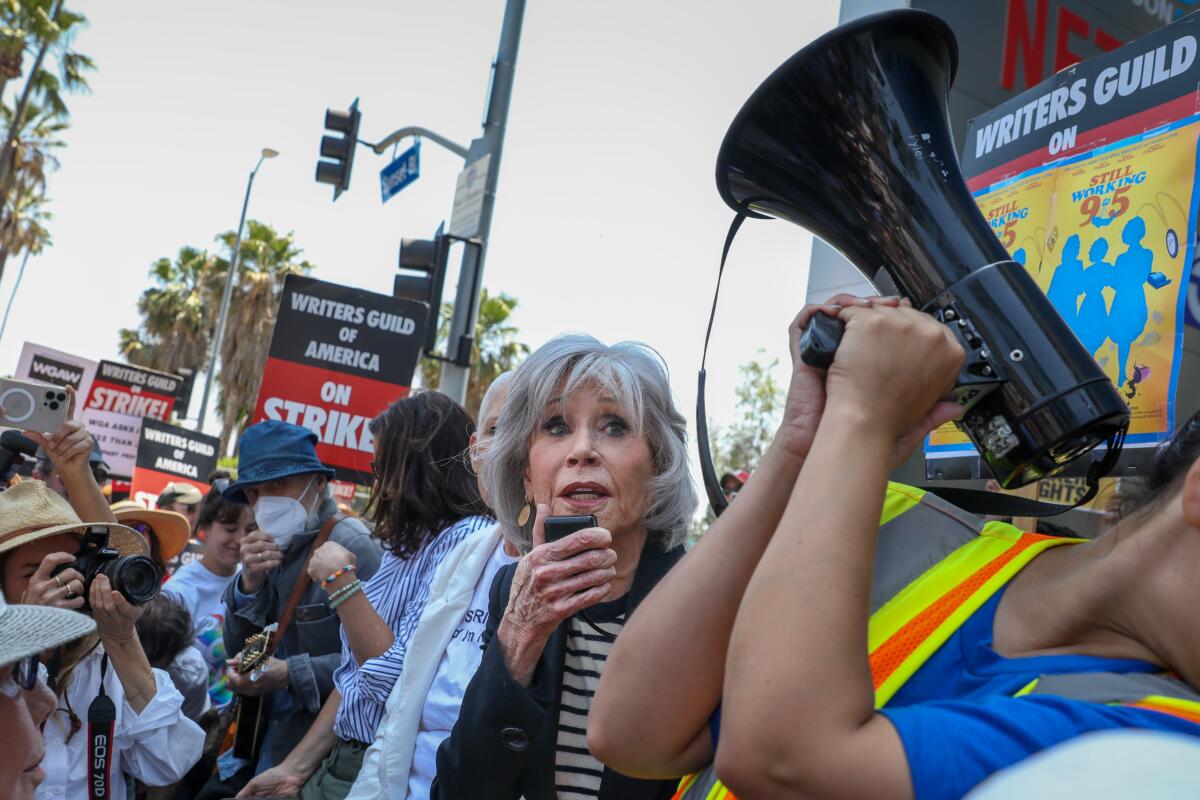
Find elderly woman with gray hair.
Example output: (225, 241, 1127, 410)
(431, 334, 696, 800)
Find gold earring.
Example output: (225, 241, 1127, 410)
(517, 499, 536, 539)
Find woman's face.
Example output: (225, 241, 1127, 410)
(200, 506, 254, 573)
(525, 380, 654, 538)
(0, 661, 54, 800)
(3, 534, 80, 604)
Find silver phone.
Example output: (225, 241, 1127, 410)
(0, 378, 69, 432)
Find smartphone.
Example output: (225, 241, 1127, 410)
(0, 378, 69, 432)
(543, 515, 597, 543)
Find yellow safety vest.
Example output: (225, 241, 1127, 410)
(673, 483, 1200, 800)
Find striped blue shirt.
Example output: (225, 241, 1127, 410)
(332, 514, 493, 743)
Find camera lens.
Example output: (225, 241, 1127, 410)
(48, 401, 59, 410)
(100, 556, 161, 605)
(56, 392, 66, 401)
(44, 390, 53, 398)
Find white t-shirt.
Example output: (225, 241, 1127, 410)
(407, 540, 515, 798)
(163, 559, 236, 709)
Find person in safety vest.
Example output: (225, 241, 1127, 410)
(588, 295, 1200, 800)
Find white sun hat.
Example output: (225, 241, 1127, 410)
(0, 590, 96, 667)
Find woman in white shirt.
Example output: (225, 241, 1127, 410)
(0, 480, 205, 799)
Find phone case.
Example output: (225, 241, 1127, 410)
(0, 379, 69, 432)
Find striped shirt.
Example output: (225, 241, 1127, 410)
(332, 514, 493, 743)
(555, 597, 626, 798)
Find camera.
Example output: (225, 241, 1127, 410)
(51, 527, 162, 611)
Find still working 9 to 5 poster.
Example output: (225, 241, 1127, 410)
(927, 14, 1200, 468)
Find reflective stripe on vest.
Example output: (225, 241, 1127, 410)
(674, 484, 1078, 800)
(1120, 695, 1200, 725)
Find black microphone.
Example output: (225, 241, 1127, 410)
(1, 429, 40, 458)
(0, 429, 39, 479)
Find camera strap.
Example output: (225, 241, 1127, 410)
(87, 653, 116, 799)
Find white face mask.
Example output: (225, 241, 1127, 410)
(253, 476, 318, 551)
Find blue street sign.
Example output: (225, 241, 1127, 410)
(380, 142, 420, 203)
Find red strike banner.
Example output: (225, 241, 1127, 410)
(251, 276, 426, 484)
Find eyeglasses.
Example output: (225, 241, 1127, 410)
(212, 478, 230, 492)
(0, 655, 42, 698)
(127, 521, 154, 536)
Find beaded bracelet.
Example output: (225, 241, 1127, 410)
(328, 578, 363, 607)
(323, 564, 356, 585)
(329, 580, 364, 610)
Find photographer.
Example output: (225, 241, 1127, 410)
(0, 480, 204, 798)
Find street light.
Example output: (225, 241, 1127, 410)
(195, 147, 279, 434)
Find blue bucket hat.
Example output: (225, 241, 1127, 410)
(223, 420, 336, 503)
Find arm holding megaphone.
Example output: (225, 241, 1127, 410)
(714, 303, 962, 799)
(590, 295, 941, 779)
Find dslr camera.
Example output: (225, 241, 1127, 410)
(52, 527, 162, 611)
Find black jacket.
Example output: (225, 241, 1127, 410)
(431, 538, 684, 800)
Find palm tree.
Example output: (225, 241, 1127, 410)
(0, 1, 92, 255)
(420, 288, 530, 419)
(118, 246, 220, 375)
(213, 220, 314, 453)
(0, 100, 60, 276)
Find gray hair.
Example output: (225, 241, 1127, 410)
(482, 333, 697, 552)
(478, 371, 514, 425)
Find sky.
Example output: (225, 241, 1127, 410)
(0, 0, 840, 468)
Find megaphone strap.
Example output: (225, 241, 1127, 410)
(697, 214, 747, 518)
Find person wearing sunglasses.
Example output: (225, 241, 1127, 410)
(0, 573, 96, 800)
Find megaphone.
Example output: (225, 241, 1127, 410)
(708, 9, 1128, 501)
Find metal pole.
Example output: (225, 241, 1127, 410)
(438, 0, 525, 403)
(0, 247, 32, 345)
(195, 155, 264, 433)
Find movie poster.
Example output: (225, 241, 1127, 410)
(926, 14, 1200, 471)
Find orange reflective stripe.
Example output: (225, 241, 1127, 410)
(1121, 696, 1200, 726)
(673, 773, 699, 799)
(869, 532, 1057, 694)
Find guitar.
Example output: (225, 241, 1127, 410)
(231, 623, 278, 761)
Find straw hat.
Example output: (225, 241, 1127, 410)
(0, 480, 148, 558)
(0, 591, 96, 667)
(110, 501, 190, 562)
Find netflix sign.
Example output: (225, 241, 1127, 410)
(251, 275, 426, 483)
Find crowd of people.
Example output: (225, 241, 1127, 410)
(2, 296, 1200, 800)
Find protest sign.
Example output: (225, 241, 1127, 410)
(129, 418, 219, 508)
(15, 342, 98, 394)
(927, 14, 1200, 477)
(82, 360, 184, 480)
(251, 274, 426, 483)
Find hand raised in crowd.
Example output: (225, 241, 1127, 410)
(235, 761, 309, 798)
(25, 387, 91, 476)
(238, 529, 282, 594)
(498, 504, 617, 686)
(777, 294, 906, 461)
(225, 654, 289, 696)
(827, 301, 965, 464)
(306, 540, 356, 586)
(20, 551, 86, 611)
(89, 573, 144, 644)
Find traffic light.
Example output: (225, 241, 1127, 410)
(395, 222, 449, 355)
(315, 98, 361, 200)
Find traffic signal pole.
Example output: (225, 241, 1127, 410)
(437, 0, 526, 404)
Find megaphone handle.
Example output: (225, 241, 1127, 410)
(799, 313, 845, 369)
